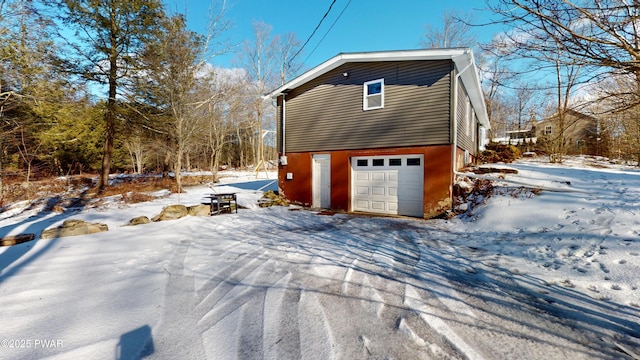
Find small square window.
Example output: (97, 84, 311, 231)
(407, 158, 421, 166)
(372, 159, 384, 166)
(363, 79, 384, 111)
(389, 159, 402, 166)
(544, 125, 552, 135)
(357, 159, 368, 166)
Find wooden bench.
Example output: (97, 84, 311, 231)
(207, 193, 237, 215)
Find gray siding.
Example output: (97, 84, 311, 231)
(280, 60, 453, 153)
(455, 80, 477, 155)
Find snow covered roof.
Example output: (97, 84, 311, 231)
(267, 48, 490, 129)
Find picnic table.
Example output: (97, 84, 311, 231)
(207, 193, 237, 215)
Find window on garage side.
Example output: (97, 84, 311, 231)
(372, 159, 385, 166)
(363, 78, 384, 110)
(357, 159, 368, 167)
(389, 158, 402, 166)
(407, 158, 421, 166)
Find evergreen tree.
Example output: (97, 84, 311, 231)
(52, 0, 165, 190)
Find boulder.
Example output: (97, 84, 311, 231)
(41, 219, 109, 240)
(188, 204, 211, 216)
(128, 216, 151, 226)
(152, 205, 188, 222)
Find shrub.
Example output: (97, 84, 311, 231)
(121, 192, 156, 204)
(478, 143, 521, 164)
(259, 190, 289, 207)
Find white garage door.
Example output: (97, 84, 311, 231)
(351, 155, 424, 217)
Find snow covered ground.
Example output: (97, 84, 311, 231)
(0, 160, 639, 359)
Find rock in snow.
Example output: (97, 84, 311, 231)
(40, 219, 108, 239)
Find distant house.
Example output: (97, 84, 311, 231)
(536, 109, 602, 155)
(267, 49, 489, 218)
(504, 128, 537, 145)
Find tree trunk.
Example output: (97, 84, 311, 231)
(236, 127, 244, 168)
(174, 148, 182, 193)
(162, 150, 171, 178)
(97, 28, 119, 191)
(97, 95, 116, 190)
(0, 154, 3, 207)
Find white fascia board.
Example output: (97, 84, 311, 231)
(452, 52, 491, 130)
(267, 48, 469, 98)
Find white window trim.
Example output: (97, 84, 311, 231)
(363, 78, 384, 111)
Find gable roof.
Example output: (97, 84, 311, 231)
(537, 108, 598, 125)
(267, 48, 490, 129)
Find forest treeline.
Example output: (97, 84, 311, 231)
(0, 0, 298, 196)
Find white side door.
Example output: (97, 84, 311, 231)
(312, 154, 331, 209)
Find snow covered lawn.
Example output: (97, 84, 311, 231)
(0, 161, 639, 359)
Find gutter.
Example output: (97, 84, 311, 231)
(282, 93, 286, 158)
(264, 91, 287, 163)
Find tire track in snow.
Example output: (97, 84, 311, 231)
(193, 217, 333, 360)
(196, 254, 293, 358)
(321, 221, 467, 358)
(405, 283, 485, 360)
(263, 272, 302, 360)
(195, 252, 266, 312)
(151, 240, 207, 360)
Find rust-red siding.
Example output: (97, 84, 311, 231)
(278, 145, 454, 218)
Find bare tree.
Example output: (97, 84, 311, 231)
(487, 0, 640, 109)
(421, 8, 476, 48)
(133, 1, 230, 191)
(135, 14, 206, 192)
(202, 69, 245, 180)
(592, 74, 640, 163)
(123, 129, 145, 174)
(508, 83, 536, 145)
(277, 32, 302, 85)
(238, 21, 278, 171)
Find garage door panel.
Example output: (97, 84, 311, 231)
(398, 202, 421, 215)
(397, 185, 422, 199)
(352, 155, 424, 217)
(401, 172, 422, 184)
(356, 172, 370, 181)
(371, 201, 386, 210)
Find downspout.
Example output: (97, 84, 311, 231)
(281, 93, 286, 157)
